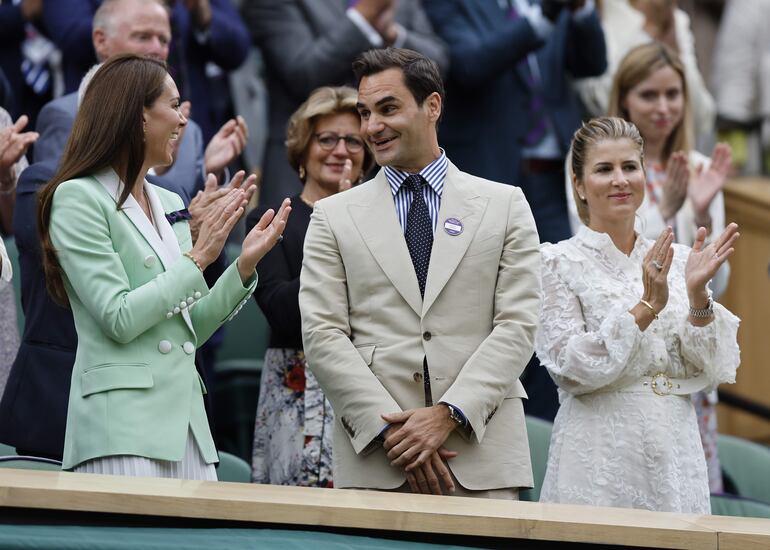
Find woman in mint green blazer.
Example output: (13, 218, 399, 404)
(37, 55, 291, 479)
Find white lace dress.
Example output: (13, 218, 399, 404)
(536, 226, 740, 514)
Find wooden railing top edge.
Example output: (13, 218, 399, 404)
(2, 470, 770, 549)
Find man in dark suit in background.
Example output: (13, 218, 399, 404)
(424, 0, 606, 420)
(41, 0, 249, 141)
(241, 0, 448, 207)
(34, 0, 246, 201)
(0, 160, 72, 459)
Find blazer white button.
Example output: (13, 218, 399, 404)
(186, 297, 194, 305)
(182, 341, 195, 355)
(166, 312, 173, 319)
(194, 291, 202, 299)
(179, 301, 187, 309)
(173, 306, 181, 314)
(158, 340, 173, 354)
(144, 255, 157, 268)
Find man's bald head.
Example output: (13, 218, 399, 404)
(92, 0, 171, 62)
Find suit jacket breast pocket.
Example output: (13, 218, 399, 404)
(172, 221, 193, 252)
(464, 232, 503, 259)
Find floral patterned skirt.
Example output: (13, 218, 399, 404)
(251, 348, 334, 487)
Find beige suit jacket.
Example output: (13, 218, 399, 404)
(299, 161, 541, 490)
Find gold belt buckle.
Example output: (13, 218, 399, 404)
(650, 372, 673, 396)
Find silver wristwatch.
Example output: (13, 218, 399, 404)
(689, 297, 714, 318)
(444, 403, 465, 426)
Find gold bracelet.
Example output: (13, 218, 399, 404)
(183, 251, 204, 272)
(639, 299, 659, 320)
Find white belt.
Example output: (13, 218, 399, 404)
(617, 372, 710, 397)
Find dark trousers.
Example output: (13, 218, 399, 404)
(518, 163, 569, 421)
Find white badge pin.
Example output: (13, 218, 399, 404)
(444, 217, 463, 236)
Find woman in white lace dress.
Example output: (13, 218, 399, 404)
(537, 117, 740, 514)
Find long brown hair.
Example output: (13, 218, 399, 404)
(38, 54, 169, 304)
(608, 42, 692, 165)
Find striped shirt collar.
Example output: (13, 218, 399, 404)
(383, 149, 448, 198)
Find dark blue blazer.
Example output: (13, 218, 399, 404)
(0, 1, 51, 125)
(41, 0, 250, 141)
(0, 161, 72, 458)
(424, 0, 607, 185)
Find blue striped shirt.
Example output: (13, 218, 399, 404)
(384, 150, 448, 233)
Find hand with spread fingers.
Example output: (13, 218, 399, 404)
(238, 197, 292, 281)
(632, 227, 674, 329)
(0, 115, 38, 189)
(188, 170, 257, 243)
(188, 187, 249, 271)
(685, 222, 740, 316)
(688, 143, 732, 233)
(204, 116, 249, 181)
(659, 151, 689, 221)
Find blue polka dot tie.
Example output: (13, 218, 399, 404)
(403, 174, 433, 297)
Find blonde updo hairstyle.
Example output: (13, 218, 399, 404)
(285, 86, 374, 183)
(570, 116, 645, 225)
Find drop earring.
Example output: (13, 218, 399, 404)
(298, 166, 306, 180)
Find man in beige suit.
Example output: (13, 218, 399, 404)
(299, 48, 540, 498)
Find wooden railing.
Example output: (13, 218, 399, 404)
(0, 469, 769, 549)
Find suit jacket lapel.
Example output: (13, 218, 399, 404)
(348, 170, 422, 316)
(145, 185, 195, 335)
(93, 169, 195, 335)
(422, 162, 487, 316)
(92, 169, 172, 267)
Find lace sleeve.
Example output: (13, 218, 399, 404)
(679, 302, 741, 386)
(535, 251, 649, 396)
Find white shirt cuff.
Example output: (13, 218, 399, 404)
(515, 0, 553, 40)
(346, 7, 384, 47)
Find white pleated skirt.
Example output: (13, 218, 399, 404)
(73, 428, 217, 481)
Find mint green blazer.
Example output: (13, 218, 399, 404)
(49, 169, 256, 470)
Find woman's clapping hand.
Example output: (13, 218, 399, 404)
(641, 227, 675, 314)
(685, 223, 739, 305)
(237, 198, 292, 282)
(189, 187, 249, 270)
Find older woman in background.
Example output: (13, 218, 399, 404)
(538, 117, 739, 513)
(248, 86, 373, 487)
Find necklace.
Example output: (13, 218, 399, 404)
(299, 194, 315, 208)
(143, 188, 156, 229)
